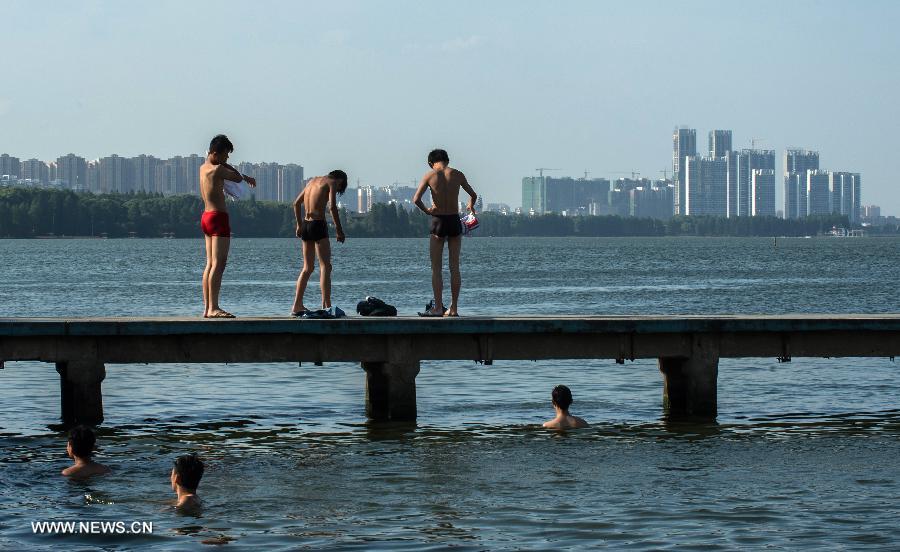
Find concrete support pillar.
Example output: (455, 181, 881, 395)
(56, 361, 106, 425)
(361, 361, 420, 421)
(658, 335, 719, 419)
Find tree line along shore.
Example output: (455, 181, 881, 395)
(0, 187, 882, 239)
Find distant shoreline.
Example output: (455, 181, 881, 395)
(5, 235, 898, 240)
(2, 187, 891, 239)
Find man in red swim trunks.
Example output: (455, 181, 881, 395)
(199, 134, 256, 318)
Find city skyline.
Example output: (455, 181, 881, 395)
(0, 151, 306, 202)
(2, 1, 899, 212)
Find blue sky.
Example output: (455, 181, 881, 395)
(2, 0, 899, 212)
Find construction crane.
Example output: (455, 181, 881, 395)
(751, 138, 766, 149)
(535, 168, 560, 178)
(659, 169, 669, 181)
(582, 170, 590, 180)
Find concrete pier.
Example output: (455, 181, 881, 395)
(363, 361, 420, 421)
(1, 315, 899, 425)
(658, 335, 720, 418)
(55, 361, 106, 425)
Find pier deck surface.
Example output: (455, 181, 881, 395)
(3, 315, 898, 423)
(2, 314, 899, 363)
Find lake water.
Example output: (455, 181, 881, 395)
(1, 236, 899, 550)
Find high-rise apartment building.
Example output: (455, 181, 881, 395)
(573, 178, 610, 211)
(279, 164, 304, 203)
(850, 173, 861, 223)
(545, 177, 574, 213)
(708, 130, 732, 158)
(607, 188, 631, 217)
(684, 156, 727, 216)
(252, 162, 280, 201)
(861, 205, 880, 220)
(357, 186, 372, 213)
(673, 127, 697, 215)
(731, 149, 775, 217)
(155, 159, 175, 195)
(806, 170, 831, 216)
(630, 181, 674, 219)
(783, 149, 819, 219)
(87, 160, 100, 192)
(56, 154, 87, 191)
(130, 154, 159, 193)
(0, 154, 21, 178)
(829, 172, 862, 222)
(180, 155, 203, 195)
(99, 154, 128, 193)
(527, 176, 613, 214)
(163, 156, 186, 195)
(751, 169, 776, 217)
(21, 159, 50, 184)
(522, 176, 546, 214)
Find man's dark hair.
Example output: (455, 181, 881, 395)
(428, 149, 450, 166)
(68, 425, 96, 459)
(328, 169, 348, 195)
(209, 134, 234, 155)
(552, 385, 573, 411)
(173, 453, 205, 491)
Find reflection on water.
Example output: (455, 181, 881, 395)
(1, 237, 900, 549)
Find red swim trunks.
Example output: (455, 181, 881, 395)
(201, 211, 231, 237)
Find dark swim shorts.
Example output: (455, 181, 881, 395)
(300, 219, 328, 242)
(430, 214, 462, 238)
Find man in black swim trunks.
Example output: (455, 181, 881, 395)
(290, 170, 348, 315)
(413, 149, 478, 316)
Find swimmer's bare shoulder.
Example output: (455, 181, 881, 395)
(570, 415, 589, 428)
(176, 495, 202, 512)
(62, 462, 111, 478)
(542, 416, 589, 430)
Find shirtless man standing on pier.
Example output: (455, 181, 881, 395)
(199, 134, 256, 318)
(413, 149, 477, 317)
(290, 170, 348, 316)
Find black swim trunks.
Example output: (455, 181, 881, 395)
(430, 214, 462, 238)
(300, 219, 328, 242)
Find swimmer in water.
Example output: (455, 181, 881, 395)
(542, 385, 589, 429)
(171, 453, 204, 512)
(61, 425, 111, 478)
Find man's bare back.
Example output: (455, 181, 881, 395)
(299, 176, 333, 220)
(542, 414, 590, 430)
(62, 461, 111, 478)
(423, 167, 468, 215)
(199, 163, 227, 212)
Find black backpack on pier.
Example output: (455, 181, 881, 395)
(356, 296, 398, 317)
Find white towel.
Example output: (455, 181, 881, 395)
(224, 179, 249, 200)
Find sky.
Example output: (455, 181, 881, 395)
(2, 0, 899, 213)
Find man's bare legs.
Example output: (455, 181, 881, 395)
(291, 240, 316, 314)
(446, 235, 462, 316)
(205, 236, 231, 317)
(316, 238, 333, 309)
(202, 236, 212, 317)
(429, 235, 446, 314)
